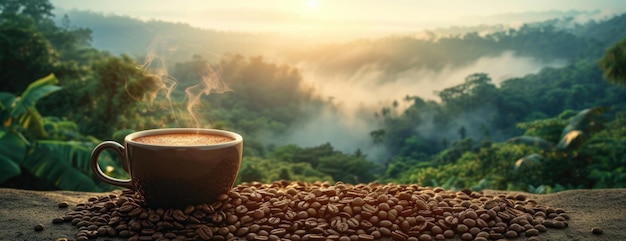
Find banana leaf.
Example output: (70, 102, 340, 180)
(514, 153, 543, 171)
(560, 107, 607, 136)
(1, 74, 61, 139)
(21, 140, 105, 191)
(556, 130, 585, 150)
(0, 157, 20, 184)
(0, 131, 27, 183)
(0, 92, 16, 109)
(0, 93, 16, 126)
(9, 74, 61, 117)
(557, 107, 607, 150)
(16, 106, 48, 140)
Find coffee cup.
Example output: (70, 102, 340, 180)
(90, 128, 243, 208)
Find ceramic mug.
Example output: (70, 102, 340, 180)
(90, 128, 243, 208)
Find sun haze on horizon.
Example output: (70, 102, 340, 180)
(50, 0, 626, 40)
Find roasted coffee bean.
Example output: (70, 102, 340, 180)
(53, 182, 570, 241)
(553, 221, 568, 229)
(34, 224, 44, 231)
(346, 218, 360, 229)
(504, 230, 518, 238)
(58, 202, 69, 208)
(172, 210, 187, 222)
(128, 207, 144, 217)
(354, 233, 372, 241)
(196, 225, 213, 240)
(592, 226, 603, 235)
(52, 217, 64, 224)
(379, 227, 392, 236)
(391, 230, 409, 241)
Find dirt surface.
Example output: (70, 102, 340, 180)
(0, 188, 624, 241)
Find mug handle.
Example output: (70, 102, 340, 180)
(90, 141, 134, 189)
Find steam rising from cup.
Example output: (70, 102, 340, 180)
(185, 64, 231, 128)
(125, 36, 231, 128)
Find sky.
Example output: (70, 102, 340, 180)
(50, 0, 626, 39)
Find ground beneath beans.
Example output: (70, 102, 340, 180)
(1, 186, 625, 241)
(53, 181, 572, 241)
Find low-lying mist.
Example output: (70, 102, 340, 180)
(274, 51, 566, 162)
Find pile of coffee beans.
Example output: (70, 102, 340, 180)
(53, 181, 569, 241)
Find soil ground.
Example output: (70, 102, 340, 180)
(0, 188, 624, 241)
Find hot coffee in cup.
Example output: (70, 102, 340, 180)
(90, 128, 243, 208)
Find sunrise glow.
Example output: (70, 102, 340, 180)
(306, 0, 319, 9)
(49, 0, 626, 41)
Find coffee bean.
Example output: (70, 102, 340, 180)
(592, 226, 603, 235)
(58, 202, 69, 208)
(391, 230, 409, 241)
(357, 234, 374, 241)
(52, 217, 64, 224)
(462, 218, 476, 227)
(218, 226, 230, 236)
(504, 230, 518, 238)
(196, 225, 213, 240)
(525, 228, 539, 236)
(427, 229, 445, 239)
(76, 220, 90, 228)
(456, 224, 469, 233)
(53, 182, 572, 241)
(553, 220, 567, 229)
(34, 224, 44, 231)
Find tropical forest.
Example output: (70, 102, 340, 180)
(1, 0, 626, 195)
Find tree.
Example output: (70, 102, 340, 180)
(437, 73, 498, 111)
(599, 37, 626, 85)
(0, 0, 54, 24)
(0, 14, 59, 93)
(60, 55, 157, 139)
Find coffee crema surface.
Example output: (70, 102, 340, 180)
(133, 133, 234, 146)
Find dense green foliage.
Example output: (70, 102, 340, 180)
(600, 37, 626, 85)
(0, 74, 123, 191)
(1, 1, 626, 193)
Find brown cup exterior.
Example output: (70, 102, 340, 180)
(91, 128, 243, 208)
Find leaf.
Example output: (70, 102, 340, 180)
(556, 130, 584, 150)
(560, 107, 605, 135)
(556, 107, 607, 151)
(527, 184, 546, 194)
(0, 131, 27, 164)
(5, 74, 60, 139)
(19, 107, 48, 139)
(0, 132, 27, 184)
(10, 74, 61, 118)
(514, 153, 543, 171)
(0, 157, 21, 184)
(0, 93, 16, 126)
(21, 140, 105, 191)
(0, 92, 16, 110)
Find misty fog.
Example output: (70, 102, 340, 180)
(277, 51, 566, 162)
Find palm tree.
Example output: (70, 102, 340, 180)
(599, 37, 626, 85)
